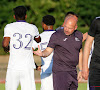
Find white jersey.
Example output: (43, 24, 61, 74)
(4, 21, 39, 70)
(33, 30, 55, 73)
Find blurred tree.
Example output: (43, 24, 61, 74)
(0, 0, 100, 54)
(77, 0, 100, 27)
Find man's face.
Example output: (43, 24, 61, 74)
(64, 20, 77, 35)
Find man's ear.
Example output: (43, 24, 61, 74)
(75, 25, 78, 30)
(25, 15, 27, 19)
(44, 23, 47, 27)
(14, 15, 16, 19)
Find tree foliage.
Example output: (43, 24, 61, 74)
(76, 0, 100, 26)
(0, 0, 99, 54)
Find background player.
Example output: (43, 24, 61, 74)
(2, 6, 40, 90)
(33, 15, 55, 90)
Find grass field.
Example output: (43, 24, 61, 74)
(0, 83, 87, 90)
(0, 55, 87, 90)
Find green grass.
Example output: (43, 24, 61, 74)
(78, 83, 87, 90)
(0, 83, 86, 90)
(0, 83, 41, 90)
(0, 84, 5, 90)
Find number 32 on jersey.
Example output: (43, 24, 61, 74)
(13, 33, 32, 50)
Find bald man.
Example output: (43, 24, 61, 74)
(55, 11, 78, 31)
(33, 17, 83, 90)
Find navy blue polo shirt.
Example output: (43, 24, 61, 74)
(48, 29, 83, 72)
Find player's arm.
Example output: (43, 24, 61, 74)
(2, 37, 10, 53)
(33, 45, 54, 57)
(33, 25, 41, 43)
(34, 36, 41, 43)
(77, 48, 82, 82)
(82, 35, 94, 80)
(82, 32, 88, 42)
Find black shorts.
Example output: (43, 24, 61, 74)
(53, 70, 78, 90)
(89, 68, 100, 89)
(89, 54, 100, 88)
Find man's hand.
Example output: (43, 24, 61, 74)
(82, 67, 89, 80)
(77, 71, 82, 82)
(3, 46, 10, 53)
(36, 66, 41, 71)
(2, 37, 10, 53)
(33, 45, 43, 56)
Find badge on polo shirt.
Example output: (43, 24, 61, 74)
(75, 37, 80, 41)
(63, 38, 68, 41)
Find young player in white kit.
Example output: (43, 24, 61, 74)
(2, 6, 40, 90)
(33, 15, 55, 90)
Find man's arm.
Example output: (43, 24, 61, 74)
(82, 35, 94, 80)
(82, 32, 88, 42)
(79, 48, 83, 71)
(2, 37, 10, 53)
(77, 48, 82, 82)
(33, 45, 54, 57)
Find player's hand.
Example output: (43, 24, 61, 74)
(77, 71, 82, 82)
(36, 66, 41, 71)
(82, 67, 89, 80)
(33, 45, 43, 56)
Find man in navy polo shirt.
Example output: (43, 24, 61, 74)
(34, 17, 83, 90)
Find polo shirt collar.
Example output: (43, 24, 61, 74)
(63, 29, 75, 37)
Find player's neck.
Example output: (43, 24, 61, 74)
(44, 29, 54, 31)
(44, 27, 54, 31)
(47, 26, 53, 30)
(16, 20, 26, 22)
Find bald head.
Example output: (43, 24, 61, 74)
(65, 16, 77, 27)
(64, 17, 77, 35)
(62, 14, 78, 27)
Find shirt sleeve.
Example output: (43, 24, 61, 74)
(3, 25, 11, 37)
(32, 40, 38, 50)
(33, 25, 40, 38)
(88, 18, 97, 37)
(47, 33, 57, 49)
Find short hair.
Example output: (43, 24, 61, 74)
(65, 11, 78, 18)
(13, 6, 27, 20)
(42, 15, 55, 25)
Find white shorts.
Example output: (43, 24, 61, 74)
(5, 68, 36, 90)
(41, 73, 54, 90)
